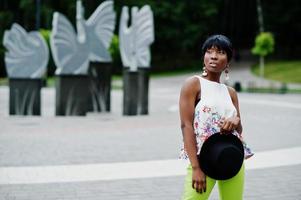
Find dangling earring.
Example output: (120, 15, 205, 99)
(225, 66, 230, 81)
(202, 65, 208, 77)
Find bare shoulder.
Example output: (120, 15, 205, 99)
(226, 86, 238, 101)
(227, 86, 242, 119)
(181, 76, 200, 92)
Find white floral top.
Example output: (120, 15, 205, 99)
(179, 76, 254, 160)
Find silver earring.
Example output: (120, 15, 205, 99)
(202, 66, 208, 77)
(225, 67, 229, 81)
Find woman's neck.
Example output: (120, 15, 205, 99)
(203, 73, 221, 83)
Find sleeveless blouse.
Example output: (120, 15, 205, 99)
(179, 76, 254, 160)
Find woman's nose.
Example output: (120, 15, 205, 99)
(210, 51, 218, 59)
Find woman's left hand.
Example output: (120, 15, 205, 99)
(218, 116, 240, 134)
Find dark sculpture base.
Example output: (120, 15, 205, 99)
(123, 68, 138, 115)
(9, 78, 42, 115)
(137, 68, 150, 115)
(122, 67, 150, 116)
(87, 62, 112, 112)
(55, 75, 89, 116)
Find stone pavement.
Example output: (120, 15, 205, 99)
(0, 165, 300, 200)
(0, 64, 301, 199)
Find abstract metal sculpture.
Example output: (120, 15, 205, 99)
(3, 23, 49, 78)
(119, 5, 154, 71)
(51, 0, 116, 116)
(50, 0, 116, 75)
(3, 23, 49, 115)
(119, 5, 154, 115)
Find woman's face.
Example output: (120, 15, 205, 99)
(204, 46, 228, 73)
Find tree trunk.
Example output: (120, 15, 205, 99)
(259, 56, 264, 78)
(256, 0, 264, 32)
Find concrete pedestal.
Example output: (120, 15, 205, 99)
(87, 62, 112, 112)
(9, 78, 42, 115)
(55, 75, 89, 116)
(123, 68, 138, 115)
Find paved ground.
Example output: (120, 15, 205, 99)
(0, 62, 301, 199)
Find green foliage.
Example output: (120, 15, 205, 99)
(0, 11, 13, 77)
(251, 32, 275, 57)
(0, 11, 13, 30)
(19, 0, 33, 9)
(109, 34, 122, 74)
(261, 0, 301, 58)
(0, 11, 13, 52)
(39, 29, 56, 76)
(19, 0, 36, 29)
(40, 29, 51, 44)
(109, 35, 119, 61)
(151, 1, 219, 52)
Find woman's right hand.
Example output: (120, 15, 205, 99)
(192, 167, 207, 193)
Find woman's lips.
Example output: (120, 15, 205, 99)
(209, 62, 217, 67)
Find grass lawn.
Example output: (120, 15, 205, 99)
(252, 60, 301, 83)
(0, 78, 7, 86)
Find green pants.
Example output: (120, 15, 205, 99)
(182, 164, 245, 200)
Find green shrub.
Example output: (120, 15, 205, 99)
(39, 29, 55, 77)
(109, 34, 122, 74)
(40, 29, 51, 45)
(251, 32, 275, 57)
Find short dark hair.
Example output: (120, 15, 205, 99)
(201, 35, 233, 61)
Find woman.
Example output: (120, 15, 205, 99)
(179, 34, 253, 200)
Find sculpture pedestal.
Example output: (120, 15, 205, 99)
(9, 78, 42, 115)
(137, 68, 150, 115)
(123, 68, 138, 115)
(87, 62, 112, 112)
(55, 75, 89, 116)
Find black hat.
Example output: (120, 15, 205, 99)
(198, 133, 244, 180)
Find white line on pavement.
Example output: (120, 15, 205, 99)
(240, 99, 301, 109)
(0, 146, 300, 185)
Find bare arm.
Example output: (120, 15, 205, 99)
(179, 77, 199, 168)
(179, 76, 206, 193)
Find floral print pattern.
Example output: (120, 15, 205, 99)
(180, 105, 254, 160)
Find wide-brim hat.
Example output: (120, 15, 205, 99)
(198, 133, 244, 180)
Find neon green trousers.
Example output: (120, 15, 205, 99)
(182, 164, 245, 200)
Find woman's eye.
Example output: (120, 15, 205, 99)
(218, 50, 226, 54)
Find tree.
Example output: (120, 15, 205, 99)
(251, 32, 275, 78)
